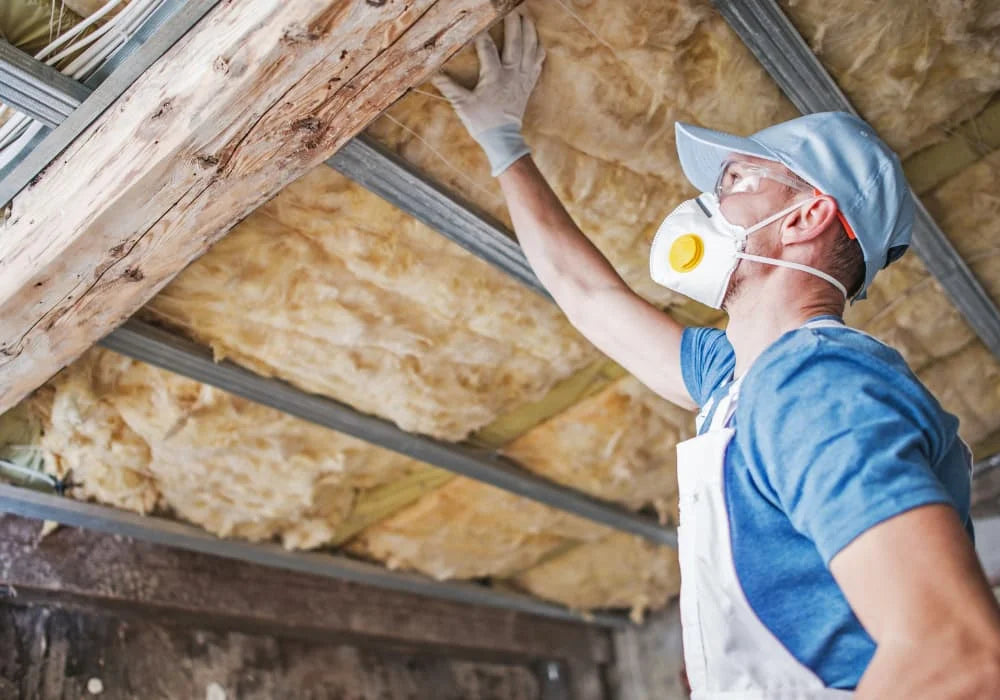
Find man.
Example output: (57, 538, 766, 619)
(432, 11, 1000, 699)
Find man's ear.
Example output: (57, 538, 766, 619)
(780, 195, 839, 244)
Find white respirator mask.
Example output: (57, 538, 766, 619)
(649, 193, 848, 309)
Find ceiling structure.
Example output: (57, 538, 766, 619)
(1, 0, 999, 626)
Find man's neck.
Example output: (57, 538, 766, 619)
(725, 279, 845, 379)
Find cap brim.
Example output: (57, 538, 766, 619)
(674, 122, 777, 193)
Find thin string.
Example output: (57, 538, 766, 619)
(409, 87, 450, 104)
(550, 0, 618, 55)
(381, 113, 505, 208)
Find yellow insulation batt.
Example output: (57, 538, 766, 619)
(923, 151, 1000, 324)
(30, 348, 422, 550)
(347, 375, 687, 612)
(502, 375, 693, 524)
(780, 0, 1000, 158)
(510, 532, 681, 623)
(144, 166, 596, 442)
(346, 477, 612, 580)
(0, 2, 83, 55)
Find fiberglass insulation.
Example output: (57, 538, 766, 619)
(918, 151, 1000, 450)
(510, 532, 681, 623)
(31, 347, 421, 550)
(780, 0, 1000, 158)
(143, 166, 597, 443)
(502, 375, 693, 524)
(349, 374, 692, 614)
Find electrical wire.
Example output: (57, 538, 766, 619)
(0, 0, 165, 169)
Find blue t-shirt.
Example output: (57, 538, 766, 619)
(679, 316, 973, 689)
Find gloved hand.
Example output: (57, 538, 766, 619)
(431, 11, 546, 176)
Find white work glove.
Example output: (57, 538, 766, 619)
(431, 12, 546, 176)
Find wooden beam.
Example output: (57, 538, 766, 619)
(0, 513, 611, 695)
(0, 0, 518, 415)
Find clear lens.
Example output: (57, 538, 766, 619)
(714, 160, 810, 199)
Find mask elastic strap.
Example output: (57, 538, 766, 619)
(743, 198, 814, 236)
(735, 253, 848, 299)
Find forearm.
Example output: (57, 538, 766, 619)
(856, 634, 1000, 699)
(497, 156, 624, 306)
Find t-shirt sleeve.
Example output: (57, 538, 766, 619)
(737, 339, 954, 565)
(680, 327, 736, 407)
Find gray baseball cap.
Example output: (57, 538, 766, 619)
(674, 111, 914, 299)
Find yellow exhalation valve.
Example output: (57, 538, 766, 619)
(669, 233, 704, 272)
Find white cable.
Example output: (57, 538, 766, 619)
(0, 122, 46, 174)
(0, 0, 166, 170)
(35, 0, 123, 61)
(59, 0, 159, 75)
(68, 0, 162, 78)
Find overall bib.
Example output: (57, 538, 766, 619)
(676, 319, 854, 699)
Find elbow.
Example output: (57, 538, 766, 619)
(973, 645, 1000, 695)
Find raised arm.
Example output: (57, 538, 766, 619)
(432, 12, 695, 410)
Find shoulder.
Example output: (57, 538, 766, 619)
(744, 324, 919, 399)
(681, 326, 735, 407)
(739, 323, 957, 459)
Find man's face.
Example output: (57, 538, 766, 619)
(717, 155, 810, 308)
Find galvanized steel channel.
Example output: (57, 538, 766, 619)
(0, 41, 90, 128)
(328, 136, 548, 298)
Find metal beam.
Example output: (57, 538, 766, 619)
(0, 483, 629, 628)
(0, 0, 220, 206)
(100, 320, 678, 548)
(0, 41, 90, 128)
(328, 135, 548, 297)
(712, 0, 1000, 360)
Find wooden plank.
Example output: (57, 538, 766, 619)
(0, 0, 518, 415)
(0, 513, 611, 687)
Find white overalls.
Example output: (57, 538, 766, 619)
(676, 319, 854, 699)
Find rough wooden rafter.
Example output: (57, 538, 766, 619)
(0, 0, 518, 414)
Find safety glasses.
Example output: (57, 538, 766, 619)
(714, 159, 812, 200)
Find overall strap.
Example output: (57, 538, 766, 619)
(708, 375, 745, 432)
